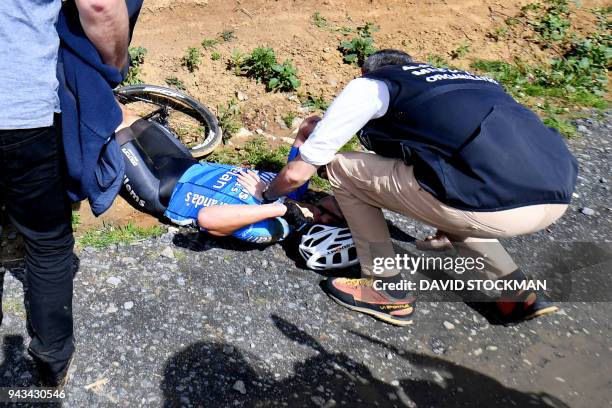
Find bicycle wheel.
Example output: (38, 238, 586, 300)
(114, 84, 222, 158)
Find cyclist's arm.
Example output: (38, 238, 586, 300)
(75, 0, 129, 70)
(198, 204, 286, 237)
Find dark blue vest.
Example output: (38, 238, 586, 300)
(361, 64, 578, 211)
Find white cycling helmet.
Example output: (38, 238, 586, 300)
(298, 224, 359, 270)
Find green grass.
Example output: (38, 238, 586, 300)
(450, 41, 471, 59)
(183, 47, 201, 72)
(300, 93, 330, 112)
(312, 11, 328, 28)
(228, 47, 301, 92)
(211, 51, 221, 61)
(339, 136, 362, 152)
(427, 54, 458, 69)
(338, 22, 379, 65)
(470, 0, 610, 137)
(78, 223, 164, 249)
(217, 99, 242, 142)
(219, 30, 236, 42)
(71, 210, 80, 231)
(201, 38, 219, 50)
(522, 0, 571, 43)
(282, 112, 296, 128)
(122, 46, 148, 85)
(165, 76, 186, 90)
(208, 137, 334, 192)
(208, 137, 291, 172)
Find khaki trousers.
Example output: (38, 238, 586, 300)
(326, 152, 568, 278)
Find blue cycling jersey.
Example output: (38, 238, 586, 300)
(164, 162, 291, 244)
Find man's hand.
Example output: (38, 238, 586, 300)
(237, 170, 268, 201)
(76, 0, 129, 70)
(295, 115, 322, 146)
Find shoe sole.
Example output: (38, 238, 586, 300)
(525, 305, 559, 321)
(327, 293, 413, 327)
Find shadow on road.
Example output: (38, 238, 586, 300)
(0, 335, 34, 387)
(160, 315, 568, 407)
(172, 231, 270, 253)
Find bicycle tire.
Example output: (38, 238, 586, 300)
(114, 84, 222, 158)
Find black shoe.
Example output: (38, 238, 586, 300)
(37, 355, 74, 388)
(495, 290, 559, 325)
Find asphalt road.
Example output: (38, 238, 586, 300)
(0, 112, 610, 408)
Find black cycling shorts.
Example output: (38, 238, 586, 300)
(116, 119, 196, 217)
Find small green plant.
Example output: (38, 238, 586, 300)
(339, 136, 362, 153)
(450, 41, 471, 59)
(208, 137, 290, 172)
(217, 99, 242, 142)
(209, 137, 334, 192)
(522, 0, 571, 42)
(78, 222, 164, 249)
(543, 115, 577, 137)
(122, 46, 148, 85)
(339, 22, 379, 65)
(312, 11, 328, 28)
(219, 30, 236, 42)
(183, 47, 201, 72)
(229, 49, 245, 75)
(282, 112, 296, 128)
(335, 26, 355, 35)
(228, 47, 301, 92)
(544, 32, 611, 95)
(488, 27, 510, 41)
(301, 93, 330, 112)
(211, 51, 221, 61)
(427, 54, 452, 68)
(165, 76, 186, 90)
(71, 211, 80, 231)
(201, 38, 219, 50)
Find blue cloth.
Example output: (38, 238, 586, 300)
(0, 0, 62, 129)
(56, 0, 143, 216)
(165, 163, 290, 244)
(362, 64, 578, 211)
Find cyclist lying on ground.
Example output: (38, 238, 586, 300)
(116, 107, 350, 253)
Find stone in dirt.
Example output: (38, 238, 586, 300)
(232, 380, 246, 394)
(429, 337, 446, 355)
(106, 276, 121, 286)
(580, 207, 595, 216)
(161, 247, 175, 259)
(443, 321, 455, 330)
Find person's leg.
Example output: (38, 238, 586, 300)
(0, 123, 75, 383)
(326, 152, 567, 324)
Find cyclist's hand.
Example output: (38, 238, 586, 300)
(237, 170, 268, 201)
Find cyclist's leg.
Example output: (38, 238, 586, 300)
(117, 127, 168, 216)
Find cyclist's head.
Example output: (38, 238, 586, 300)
(300, 196, 345, 225)
(362, 49, 413, 74)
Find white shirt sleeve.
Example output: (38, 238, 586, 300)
(298, 77, 390, 166)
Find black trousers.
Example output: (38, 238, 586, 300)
(0, 120, 75, 376)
